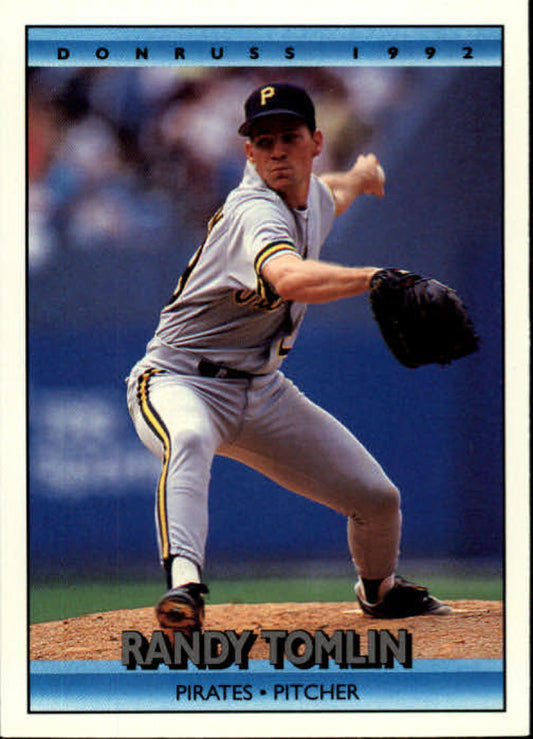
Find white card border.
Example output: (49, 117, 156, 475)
(1, 1, 529, 737)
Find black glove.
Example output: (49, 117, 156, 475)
(369, 268, 479, 369)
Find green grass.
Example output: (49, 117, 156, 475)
(29, 572, 502, 624)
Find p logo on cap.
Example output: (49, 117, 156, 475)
(238, 83, 316, 136)
(260, 86, 276, 106)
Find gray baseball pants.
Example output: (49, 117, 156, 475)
(127, 365, 401, 581)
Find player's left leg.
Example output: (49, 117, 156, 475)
(219, 372, 401, 581)
(220, 372, 450, 617)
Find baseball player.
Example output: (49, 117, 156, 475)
(127, 82, 451, 635)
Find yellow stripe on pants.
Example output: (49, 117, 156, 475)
(137, 369, 171, 561)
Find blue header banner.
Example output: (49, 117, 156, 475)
(27, 26, 502, 67)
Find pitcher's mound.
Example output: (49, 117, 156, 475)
(30, 600, 502, 662)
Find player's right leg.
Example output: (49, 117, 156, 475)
(127, 368, 234, 635)
(128, 369, 220, 571)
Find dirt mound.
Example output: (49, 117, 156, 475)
(30, 600, 502, 661)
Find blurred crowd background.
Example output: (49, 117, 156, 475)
(28, 66, 429, 287)
(27, 65, 504, 577)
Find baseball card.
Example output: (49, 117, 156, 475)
(0, 1, 530, 737)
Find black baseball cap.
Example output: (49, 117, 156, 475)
(238, 83, 316, 137)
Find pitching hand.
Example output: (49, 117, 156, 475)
(350, 154, 386, 197)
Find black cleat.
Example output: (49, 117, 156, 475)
(355, 575, 452, 618)
(155, 582, 209, 636)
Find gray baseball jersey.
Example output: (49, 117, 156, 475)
(136, 161, 336, 376)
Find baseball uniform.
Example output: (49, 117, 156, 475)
(127, 159, 401, 581)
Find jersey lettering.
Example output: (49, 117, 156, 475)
(166, 207, 224, 306)
(278, 338, 292, 356)
(233, 289, 283, 311)
(277, 316, 299, 356)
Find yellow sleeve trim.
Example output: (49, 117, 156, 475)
(254, 241, 299, 276)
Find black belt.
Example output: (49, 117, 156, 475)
(198, 358, 255, 380)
